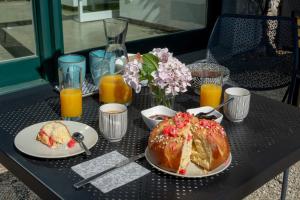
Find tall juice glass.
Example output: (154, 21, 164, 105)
(99, 74, 132, 105)
(200, 70, 223, 108)
(59, 66, 83, 120)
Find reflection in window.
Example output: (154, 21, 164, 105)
(61, 0, 207, 53)
(0, 0, 36, 62)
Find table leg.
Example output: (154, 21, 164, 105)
(281, 86, 289, 103)
(280, 168, 289, 200)
(289, 71, 300, 106)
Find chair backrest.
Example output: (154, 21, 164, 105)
(296, 14, 300, 47)
(207, 14, 299, 90)
(289, 11, 300, 104)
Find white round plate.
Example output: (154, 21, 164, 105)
(145, 147, 232, 178)
(14, 121, 98, 159)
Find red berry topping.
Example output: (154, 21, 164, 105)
(199, 119, 212, 128)
(174, 112, 192, 129)
(179, 169, 186, 175)
(187, 134, 192, 142)
(48, 136, 54, 147)
(67, 138, 76, 148)
(163, 126, 171, 135)
(39, 130, 47, 137)
(162, 125, 177, 137)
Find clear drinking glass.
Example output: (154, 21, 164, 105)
(103, 18, 128, 74)
(59, 66, 83, 121)
(199, 70, 223, 108)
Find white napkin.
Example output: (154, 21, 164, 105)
(72, 151, 150, 193)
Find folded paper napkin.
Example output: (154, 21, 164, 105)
(72, 151, 150, 193)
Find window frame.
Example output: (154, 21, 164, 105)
(0, 0, 64, 88)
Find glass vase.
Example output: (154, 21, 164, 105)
(150, 85, 175, 109)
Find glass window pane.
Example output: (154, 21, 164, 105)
(0, 0, 36, 62)
(61, 0, 207, 53)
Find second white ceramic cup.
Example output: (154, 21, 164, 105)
(99, 103, 128, 142)
(224, 87, 250, 122)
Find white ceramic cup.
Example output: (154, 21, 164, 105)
(99, 103, 128, 142)
(224, 87, 251, 122)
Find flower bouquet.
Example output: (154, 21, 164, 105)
(123, 48, 192, 108)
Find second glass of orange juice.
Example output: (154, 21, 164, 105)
(99, 74, 132, 105)
(59, 66, 83, 120)
(200, 70, 223, 108)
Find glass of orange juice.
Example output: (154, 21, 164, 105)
(59, 66, 83, 120)
(200, 70, 223, 108)
(99, 74, 132, 105)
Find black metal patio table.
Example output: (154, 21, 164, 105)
(1, 84, 300, 200)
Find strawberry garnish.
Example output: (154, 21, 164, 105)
(179, 169, 186, 175)
(67, 138, 76, 148)
(39, 130, 47, 137)
(48, 136, 54, 147)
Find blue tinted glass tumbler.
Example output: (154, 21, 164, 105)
(89, 49, 110, 86)
(58, 54, 86, 81)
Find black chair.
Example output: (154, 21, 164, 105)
(289, 10, 300, 105)
(207, 14, 299, 104)
(206, 14, 299, 200)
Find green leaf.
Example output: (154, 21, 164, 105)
(143, 53, 159, 70)
(141, 53, 159, 83)
(143, 54, 158, 73)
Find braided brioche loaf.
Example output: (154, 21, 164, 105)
(148, 112, 230, 175)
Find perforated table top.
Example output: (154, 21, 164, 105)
(0, 84, 300, 200)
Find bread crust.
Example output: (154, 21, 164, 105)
(148, 120, 186, 172)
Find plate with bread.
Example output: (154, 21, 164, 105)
(146, 112, 232, 177)
(14, 121, 98, 158)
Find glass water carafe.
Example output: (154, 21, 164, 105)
(103, 18, 128, 74)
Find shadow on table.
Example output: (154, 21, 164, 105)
(44, 97, 61, 117)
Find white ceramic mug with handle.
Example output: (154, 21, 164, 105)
(99, 103, 128, 142)
(224, 87, 250, 122)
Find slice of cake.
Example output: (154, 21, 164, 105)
(36, 121, 76, 148)
(190, 119, 230, 171)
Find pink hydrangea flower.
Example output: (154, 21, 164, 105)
(152, 57, 192, 95)
(123, 59, 142, 93)
(151, 48, 172, 63)
(123, 48, 192, 95)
